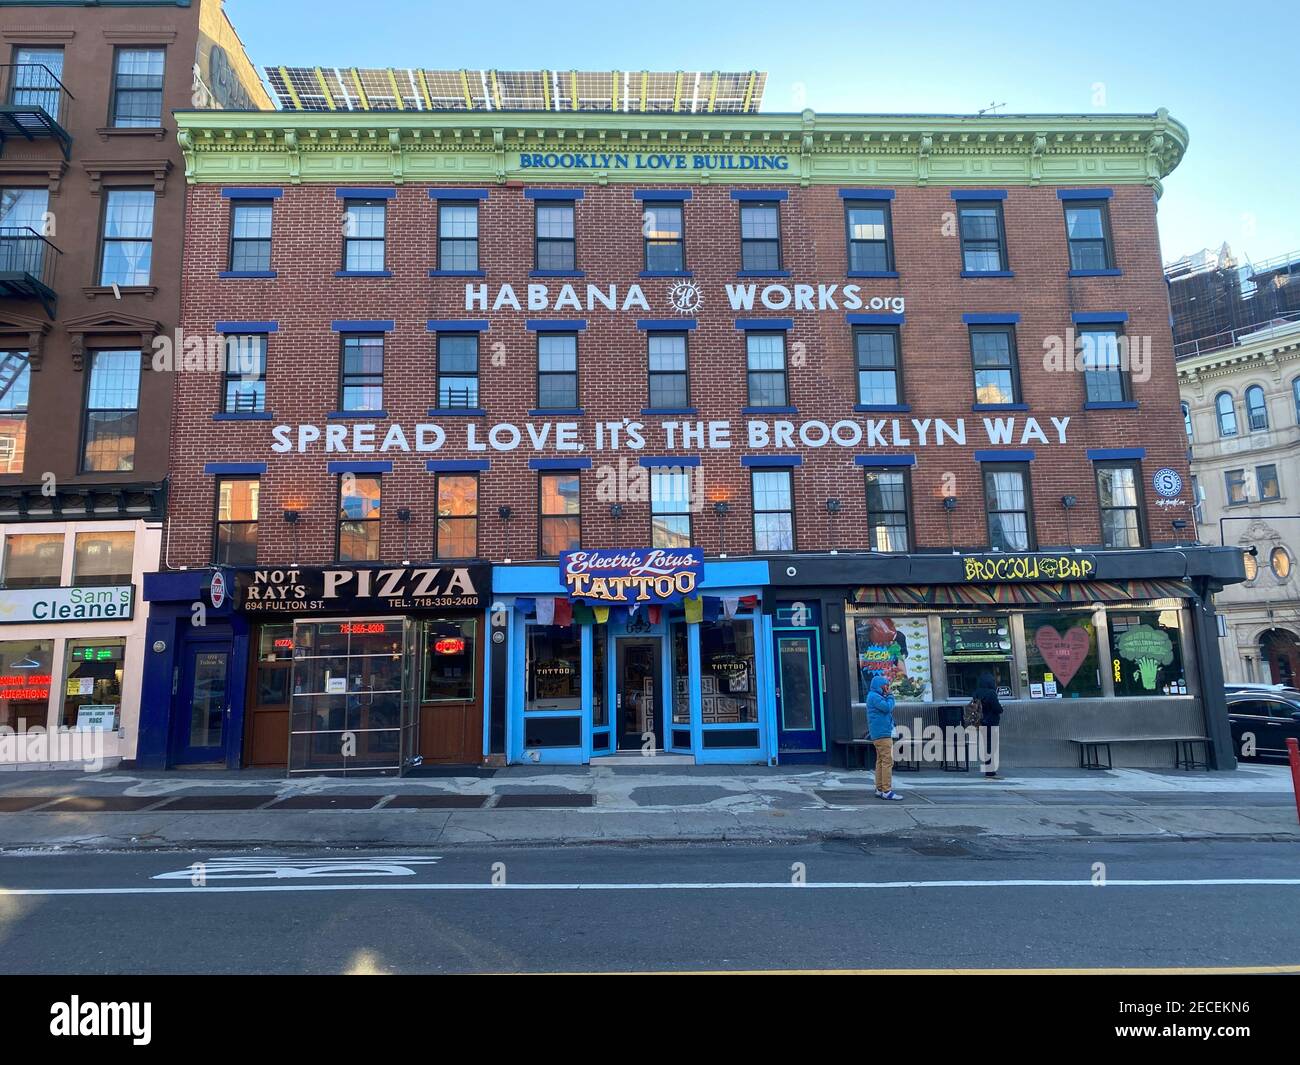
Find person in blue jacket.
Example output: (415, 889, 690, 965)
(866, 672, 902, 800)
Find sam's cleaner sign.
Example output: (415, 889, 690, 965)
(0, 586, 133, 624)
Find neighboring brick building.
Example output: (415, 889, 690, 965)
(140, 105, 1245, 774)
(0, 0, 267, 767)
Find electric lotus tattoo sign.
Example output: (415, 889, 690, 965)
(560, 548, 704, 605)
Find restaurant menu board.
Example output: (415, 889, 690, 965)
(942, 616, 1013, 661)
(856, 615, 933, 702)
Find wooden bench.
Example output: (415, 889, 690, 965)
(1069, 735, 1211, 772)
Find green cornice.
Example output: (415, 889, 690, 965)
(175, 107, 1189, 195)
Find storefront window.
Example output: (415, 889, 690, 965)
(0, 639, 53, 731)
(422, 617, 476, 702)
(942, 615, 1014, 698)
(592, 628, 607, 728)
(73, 530, 134, 585)
(851, 614, 933, 702)
(1110, 608, 1188, 696)
(62, 638, 125, 729)
(525, 625, 582, 711)
(671, 621, 690, 724)
(1025, 612, 1102, 698)
(699, 618, 757, 724)
(255, 624, 293, 706)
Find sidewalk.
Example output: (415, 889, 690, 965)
(0, 763, 1295, 850)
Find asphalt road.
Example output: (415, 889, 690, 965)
(1, 839, 1298, 974)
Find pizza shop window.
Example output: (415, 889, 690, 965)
(423, 618, 477, 703)
(2, 533, 64, 589)
(0, 639, 54, 732)
(72, 530, 134, 586)
(942, 615, 1015, 699)
(1025, 611, 1102, 698)
(1109, 608, 1187, 696)
(62, 638, 125, 729)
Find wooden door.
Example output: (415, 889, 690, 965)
(418, 616, 484, 764)
(243, 623, 292, 768)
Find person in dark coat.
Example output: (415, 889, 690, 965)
(972, 671, 1003, 778)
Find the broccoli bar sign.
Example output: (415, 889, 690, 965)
(961, 554, 1098, 583)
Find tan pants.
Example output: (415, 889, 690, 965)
(873, 737, 894, 793)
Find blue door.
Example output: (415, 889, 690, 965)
(774, 605, 826, 758)
(170, 640, 234, 765)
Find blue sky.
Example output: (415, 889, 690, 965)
(226, 0, 1299, 266)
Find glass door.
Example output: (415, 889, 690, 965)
(171, 642, 231, 765)
(616, 637, 663, 752)
(774, 630, 825, 754)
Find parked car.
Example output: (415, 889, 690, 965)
(1226, 688, 1300, 762)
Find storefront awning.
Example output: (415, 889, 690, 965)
(851, 578, 1191, 607)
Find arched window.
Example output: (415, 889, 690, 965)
(1182, 401, 1193, 440)
(1216, 391, 1238, 437)
(1246, 385, 1268, 432)
(1272, 547, 1293, 581)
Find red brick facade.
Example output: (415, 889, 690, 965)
(168, 180, 1186, 567)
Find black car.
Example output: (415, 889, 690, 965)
(1227, 689, 1300, 762)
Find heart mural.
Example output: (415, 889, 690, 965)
(1034, 625, 1091, 688)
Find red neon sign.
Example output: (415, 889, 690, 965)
(339, 623, 388, 635)
(434, 638, 466, 655)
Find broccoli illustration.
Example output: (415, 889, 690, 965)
(1115, 625, 1174, 691)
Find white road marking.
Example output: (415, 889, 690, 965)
(150, 856, 443, 880)
(3, 877, 1299, 897)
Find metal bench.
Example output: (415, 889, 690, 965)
(1069, 735, 1211, 771)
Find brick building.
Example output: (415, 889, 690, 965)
(139, 105, 1245, 773)
(0, 0, 267, 766)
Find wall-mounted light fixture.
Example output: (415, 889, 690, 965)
(609, 503, 623, 520)
(498, 505, 513, 521)
(1061, 494, 1078, 548)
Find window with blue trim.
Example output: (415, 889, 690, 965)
(214, 476, 259, 566)
(983, 463, 1034, 551)
(436, 333, 478, 409)
(338, 474, 381, 562)
(535, 201, 575, 271)
(223, 334, 267, 413)
(845, 200, 894, 272)
(341, 334, 384, 412)
(1064, 199, 1114, 271)
(1096, 461, 1145, 549)
(855, 326, 902, 406)
(746, 331, 787, 407)
(435, 473, 478, 559)
(752, 467, 795, 552)
(648, 332, 689, 408)
(958, 201, 1008, 273)
(650, 468, 693, 548)
(1078, 325, 1130, 404)
(643, 201, 685, 272)
(539, 471, 581, 557)
(342, 198, 386, 271)
(229, 200, 273, 272)
(438, 201, 478, 271)
(740, 201, 781, 271)
(970, 326, 1020, 404)
(537, 332, 578, 409)
(865, 467, 912, 551)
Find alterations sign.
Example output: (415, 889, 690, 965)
(560, 548, 703, 605)
(233, 566, 489, 614)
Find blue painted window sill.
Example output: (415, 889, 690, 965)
(427, 408, 486, 417)
(641, 407, 698, 416)
(529, 270, 585, 279)
(855, 403, 911, 413)
(213, 412, 273, 421)
(639, 270, 693, 278)
(961, 270, 1014, 278)
(736, 271, 791, 279)
(219, 271, 277, 279)
(335, 270, 392, 278)
(1069, 268, 1122, 277)
(1083, 401, 1139, 410)
(528, 408, 586, 417)
(429, 269, 485, 277)
(742, 406, 797, 415)
(847, 271, 900, 279)
(973, 403, 1029, 412)
(328, 410, 388, 419)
